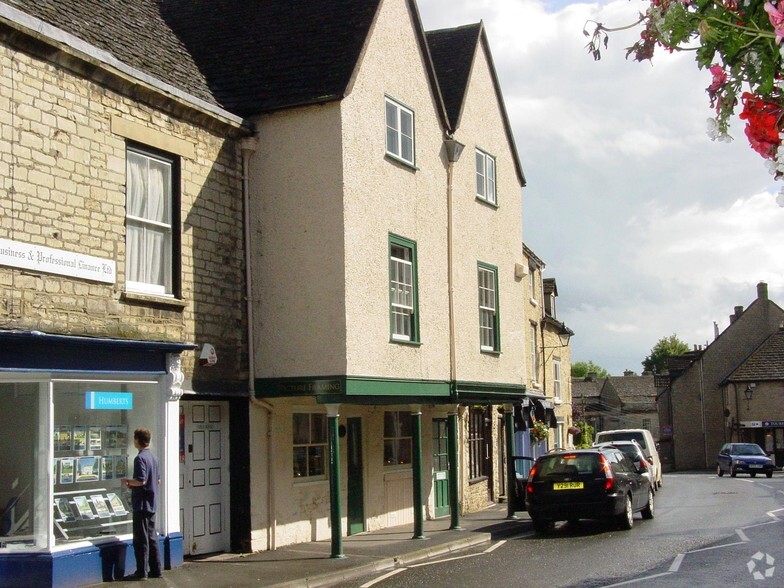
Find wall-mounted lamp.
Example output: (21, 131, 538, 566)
(744, 385, 754, 410)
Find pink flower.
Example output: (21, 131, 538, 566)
(708, 64, 727, 93)
(765, 2, 784, 44)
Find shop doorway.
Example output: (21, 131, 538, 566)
(179, 401, 230, 556)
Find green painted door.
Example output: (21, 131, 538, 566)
(432, 418, 450, 517)
(347, 417, 365, 535)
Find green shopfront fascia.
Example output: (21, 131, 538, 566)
(0, 331, 195, 588)
(256, 375, 528, 556)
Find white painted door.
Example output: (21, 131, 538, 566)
(179, 401, 230, 556)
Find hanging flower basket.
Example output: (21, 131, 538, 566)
(568, 426, 581, 436)
(530, 420, 549, 443)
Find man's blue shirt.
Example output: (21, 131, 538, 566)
(131, 447, 159, 513)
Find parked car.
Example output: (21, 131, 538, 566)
(594, 428, 663, 489)
(525, 447, 654, 533)
(593, 440, 655, 492)
(716, 443, 774, 478)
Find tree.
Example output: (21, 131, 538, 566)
(642, 334, 690, 374)
(571, 360, 610, 379)
(584, 1, 784, 207)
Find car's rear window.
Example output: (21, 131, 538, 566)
(598, 432, 646, 450)
(536, 454, 599, 479)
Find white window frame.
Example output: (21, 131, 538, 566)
(125, 147, 174, 297)
(529, 322, 539, 384)
(385, 97, 415, 166)
(478, 264, 499, 352)
(292, 412, 328, 480)
(553, 358, 562, 401)
(383, 410, 412, 468)
(475, 148, 496, 205)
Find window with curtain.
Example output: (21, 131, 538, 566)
(292, 413, 327, 479)
(126, 148, 174, 296)
(553, 358, 562, 400)
(468, 408, 487, 480)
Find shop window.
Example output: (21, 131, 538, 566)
(51, 380, 160, 545)
(0, 383, 40, 548)
(292, 413, 327, 479)
(383, 411, 412, 466)
(468, 408, 488, 481)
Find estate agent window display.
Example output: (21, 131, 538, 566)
(0, 377, 161, 549)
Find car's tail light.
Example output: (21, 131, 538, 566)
(599, 454, 614, 492)
(639, 459, 649, 471)
(526, 464, 538, 495)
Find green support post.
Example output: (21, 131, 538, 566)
(326, 404, 345, 558)
(447, 408, 462, 530)
(411, 406, 425, 539)
(504, 405, 518, 519)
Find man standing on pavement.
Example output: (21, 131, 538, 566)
(121, 428, 162, 580)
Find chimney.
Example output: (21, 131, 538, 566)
(757, 281, 768, 300)
(586, 372, 597, 382)
(730, 305, 743, 323)
(624, 369, 635, 377)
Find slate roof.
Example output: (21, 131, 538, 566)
(425, 23, 480, 130)
(725, 330, 784, 383)
(605, 375, 656, 411)
(159, 0, 382, 116)
(6, 0, 219, 107)
(6, 0, 382, 117)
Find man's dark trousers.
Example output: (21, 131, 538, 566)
(133, 511, 161, 577)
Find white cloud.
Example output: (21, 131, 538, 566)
(417, 0, 784, 375)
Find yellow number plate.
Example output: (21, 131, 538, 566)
(553, 482, 583, 490)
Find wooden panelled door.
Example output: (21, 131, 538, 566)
(179, 401, 230, 556)
(347, 417, 365, 535)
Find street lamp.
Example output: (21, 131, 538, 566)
(744, 385, 754, 410)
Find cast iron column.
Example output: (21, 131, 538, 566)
(447, 406, 462, 530)
(326, 404, 345, 558)
(410, 405, 425, 539)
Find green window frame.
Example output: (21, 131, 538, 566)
(389, 234, 420, 343)
(478, 262, 500, 352)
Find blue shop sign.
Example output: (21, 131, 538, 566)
(85, 391, 133, 410)
(763, 421, 784, 427)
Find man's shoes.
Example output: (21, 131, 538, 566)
(148, 572, 163, 578)
(124, 572, 148, 581)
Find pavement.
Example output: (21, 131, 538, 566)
(96, 504, 531, 588)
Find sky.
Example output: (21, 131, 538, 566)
(417, 0, 784, 376)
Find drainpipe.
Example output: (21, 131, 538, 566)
(443, 138, 464, 529)
(698, 357, 708, 469)
(241, 136, 276, 551)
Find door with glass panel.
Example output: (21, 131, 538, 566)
(179, 401, 229, 556)
(432, 419, 450, 517)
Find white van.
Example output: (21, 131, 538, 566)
(594, 428, 662, 489)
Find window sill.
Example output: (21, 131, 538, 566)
(122, 291, 187, 309)
(480, 349, 501, 356)
(468, 475, 489, 486)
(385, 153, 418, 171)
(390, 338, 422, 347)
(292, 476, 328, 486)
(475, 196, 499, 209)
(383, 468, 413, 481)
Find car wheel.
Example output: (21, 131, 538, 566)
(717, 464, 724, 477)
(767, 471, 773, 478)
(730, 466, 737, 478)
(750, 472, 757, 478)
(531, 517, 552, 534)
(617, 495, 633, 530)
(641, 488, 654, 520)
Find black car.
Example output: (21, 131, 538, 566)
(716, 443, 774, 478)
(525, 447, 654, 533)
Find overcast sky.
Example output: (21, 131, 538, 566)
(417, 0, 784, 376)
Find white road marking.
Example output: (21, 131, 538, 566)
(603, 572, 673, 586)
(484, 540, 506, 553)
(737, 529, 749, 542)
(360, 568, 406, 587)
(669, 553, 685, 572)
(407, 552, 483, 568)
